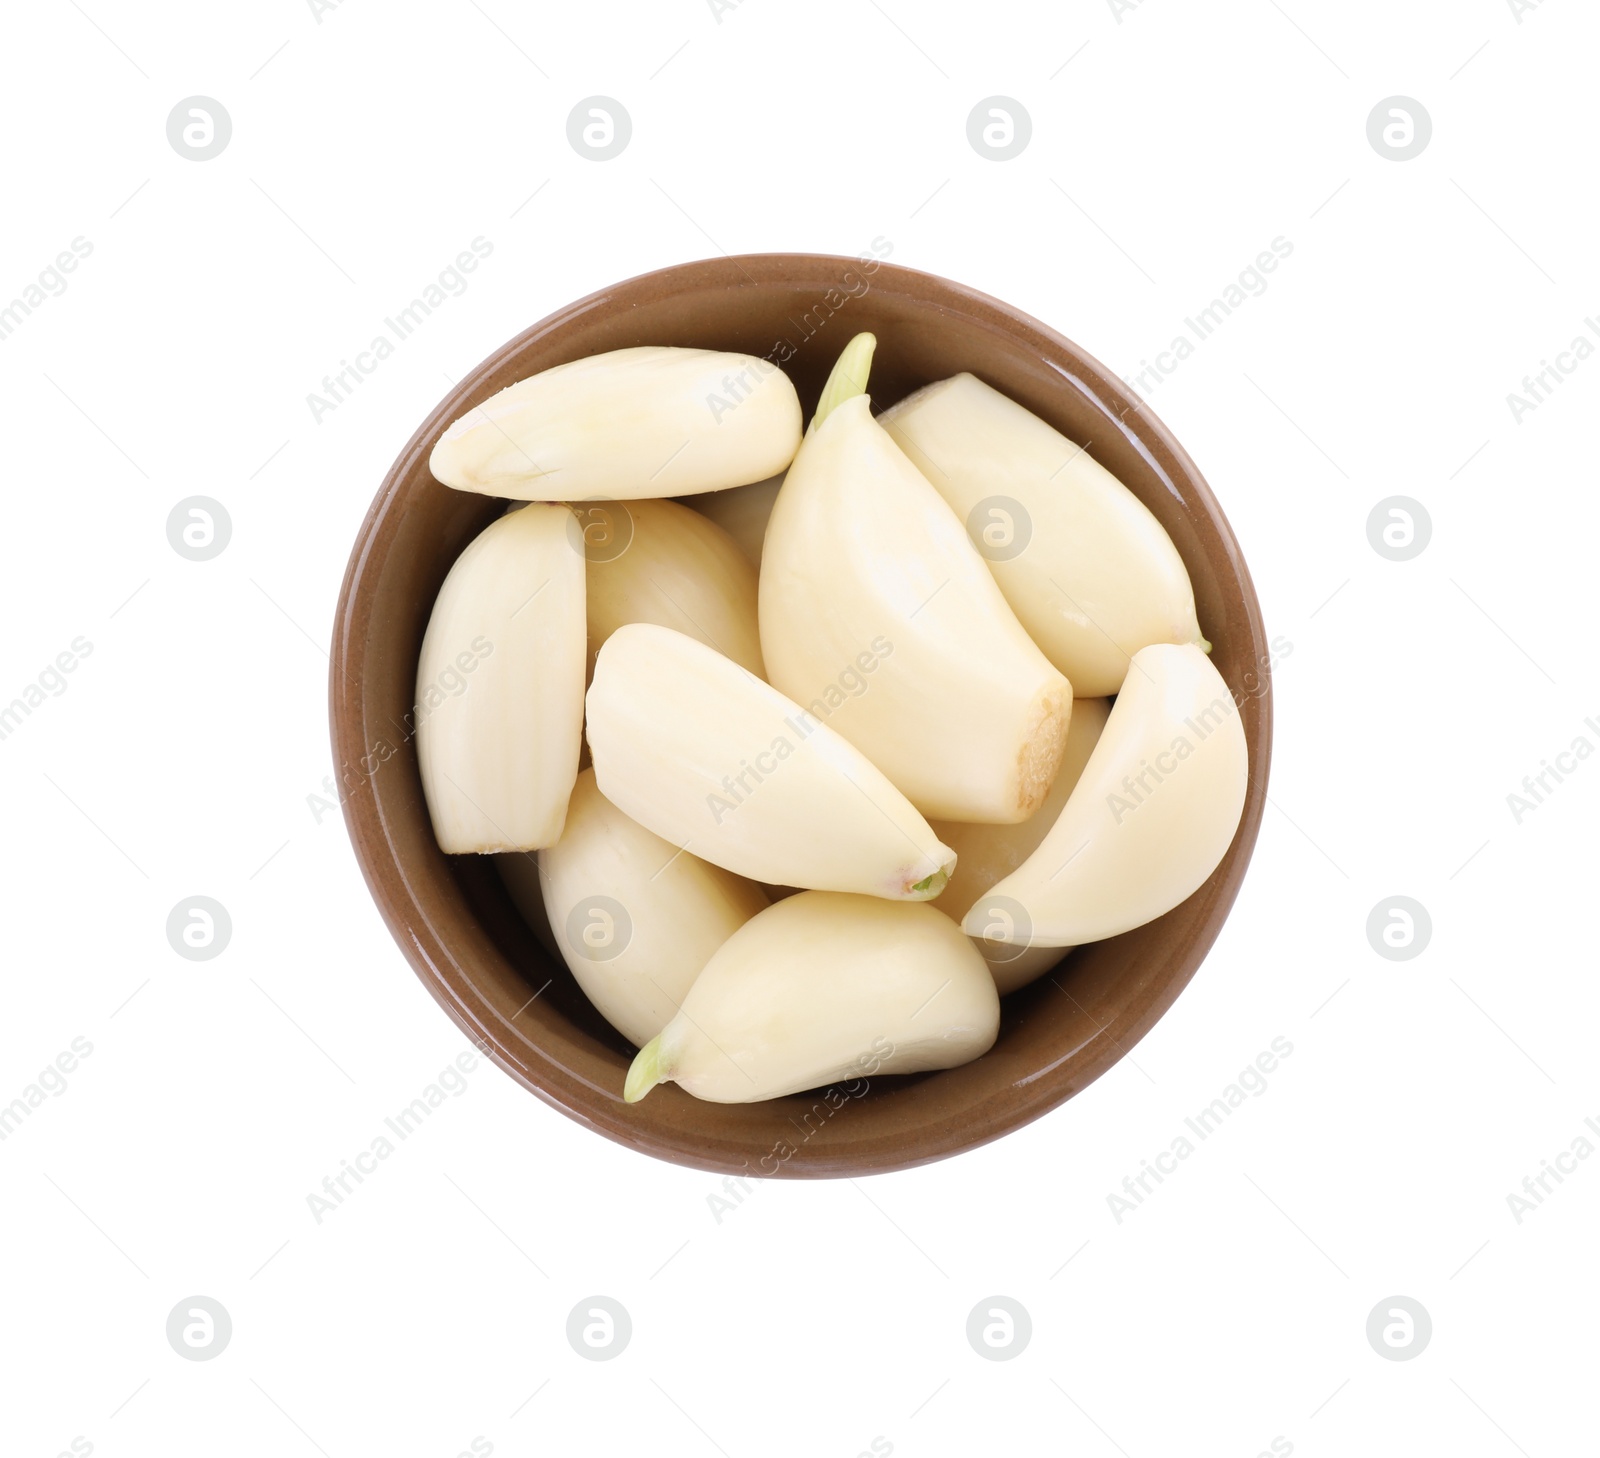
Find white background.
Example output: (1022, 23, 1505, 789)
(2, 1, 1596, 1455)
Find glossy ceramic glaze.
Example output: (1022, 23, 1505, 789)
(330, 254, 1273, 1177)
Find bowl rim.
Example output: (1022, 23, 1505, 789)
(330, 251, 1273, 1177)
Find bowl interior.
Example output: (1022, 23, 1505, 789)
(331, 254, 1272, 1177)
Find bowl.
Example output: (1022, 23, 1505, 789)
(330, 253, 1272, 1178)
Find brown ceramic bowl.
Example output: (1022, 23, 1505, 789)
(330, 254, 1272, 1178)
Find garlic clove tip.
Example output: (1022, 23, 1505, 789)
(624, 1035, 668, 1103)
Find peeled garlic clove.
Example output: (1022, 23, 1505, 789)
(683, 473, 783, 569)
(586, 623, 954, 899)
(760, 335, 1072, 824)
(931, 697, 1110, 993)
(579, 497, 763, 680)
(417, 503, 585, 853)
(964, 644, 1247, 947)
(524, 770, 768, 1048)
(624, 891, 999, 1103)
(879, 373, 1204, 697)
(429, 347, 801, 500)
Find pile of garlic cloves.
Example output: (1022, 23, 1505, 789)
(415, 335, 1247, 1106)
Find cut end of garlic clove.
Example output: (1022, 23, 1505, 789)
(811, 332, 877, 433)
(1011, 682, 1072, 822)
(624, 1035, 668, 1103)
